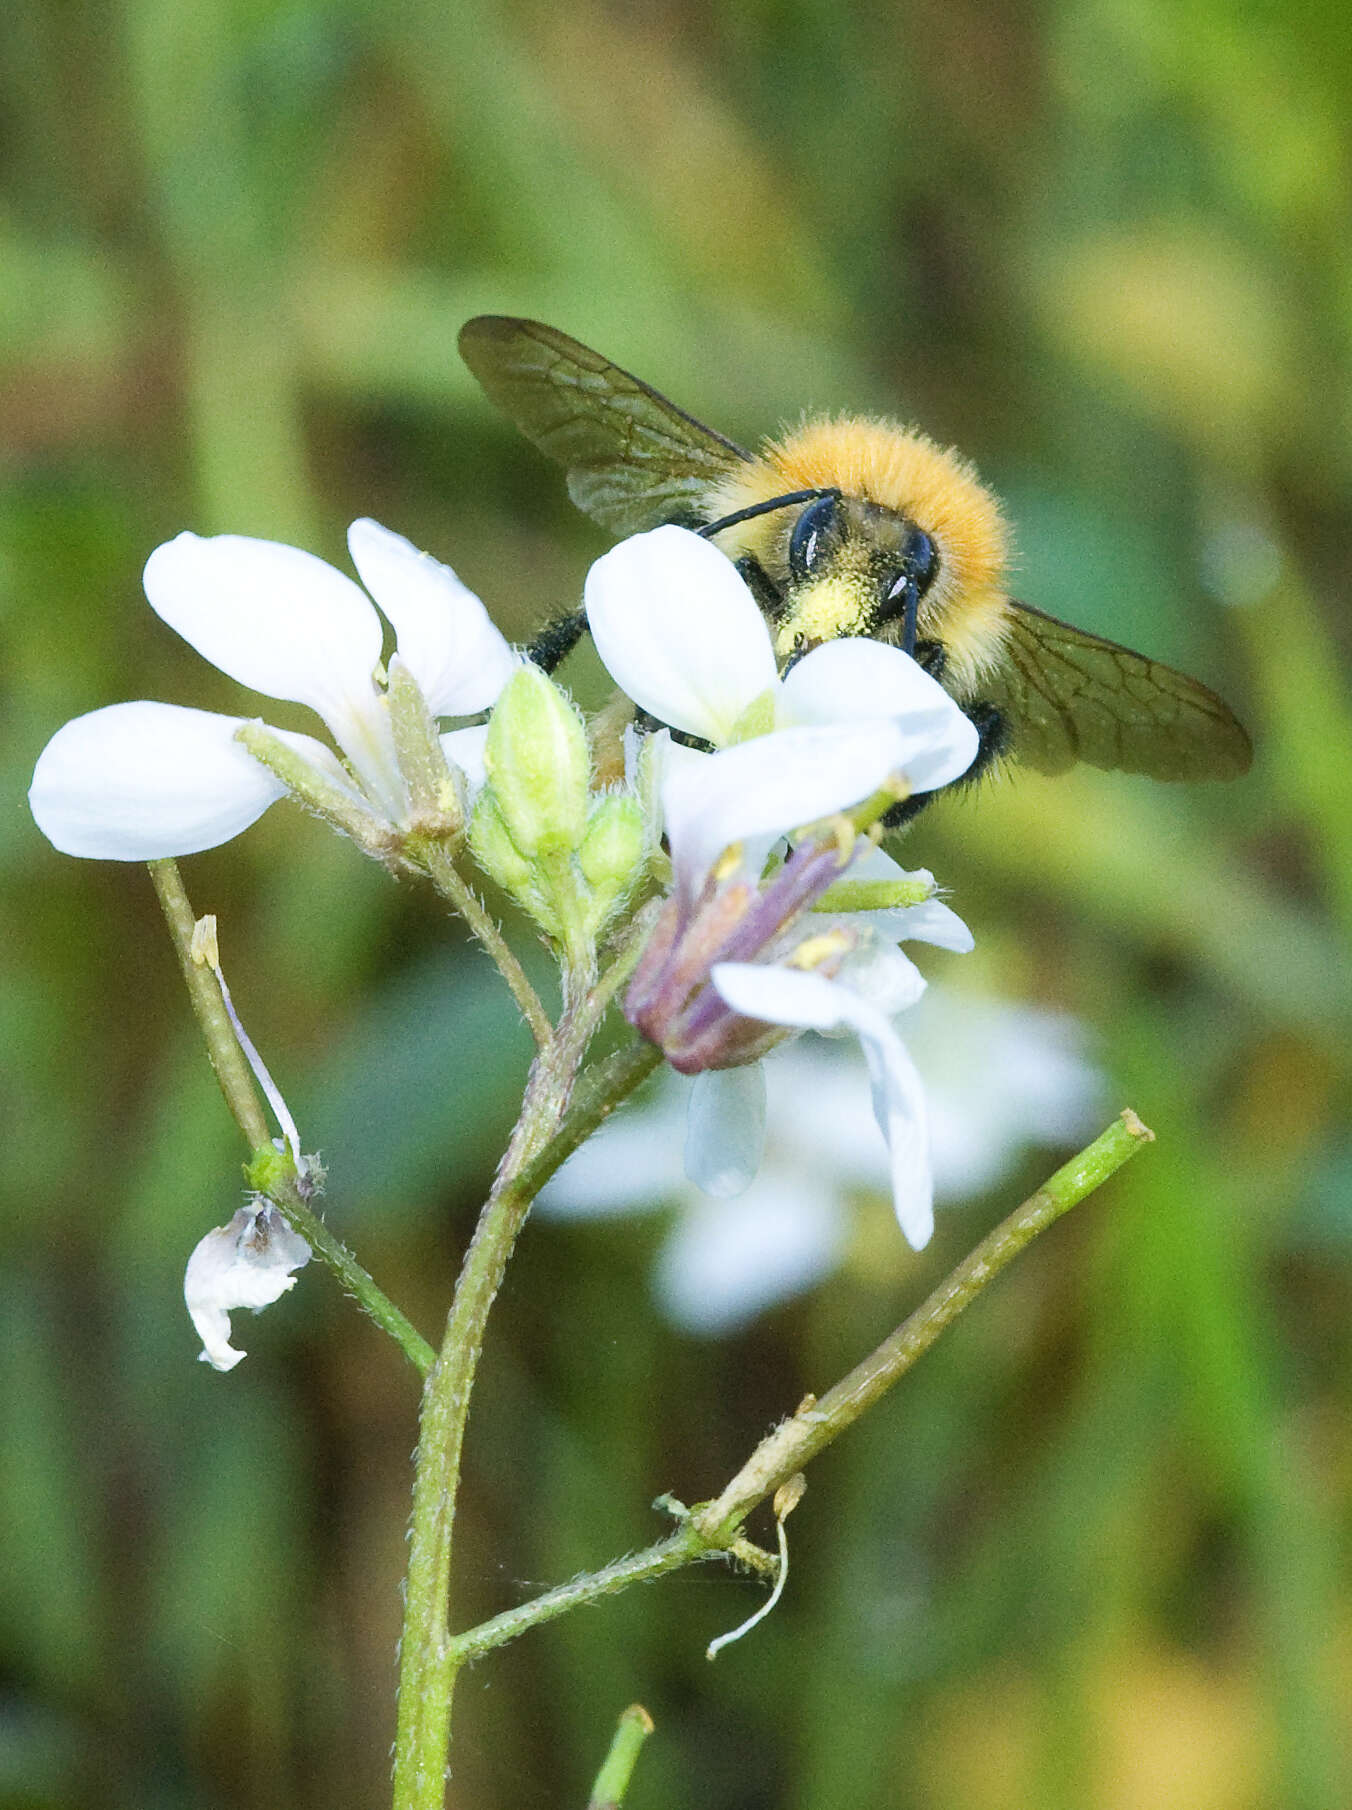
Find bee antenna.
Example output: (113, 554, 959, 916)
(697, 488, 841, 540)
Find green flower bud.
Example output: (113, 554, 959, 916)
(580, 792, 644, 888)
(483, 667, 589, 859)
(469, 791, 560, 935)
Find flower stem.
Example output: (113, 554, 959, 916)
(587, 1704, 656, 1810)
(149, 859, 272, 1150)
(420, 841, 555, 1050)
(392, 1014, 662, 1810)
(694, 1109, 1155, 1543)
(152, 858, 434, 1376)
(446, 1111, 1153, 1667)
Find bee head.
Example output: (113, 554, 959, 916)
(774, 494, 940, 661)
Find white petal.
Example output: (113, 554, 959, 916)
(685, 1066, 767, 1198)
(655, 1177, 847, 1335)
(711, 963, 933, 1247)
(778, 638, 980, 792)
(868, 898, 975, 951)
(836, 943, 929, 1017)
(143, 532, 384, 739)
(440, 724, 490, 796)
(662, 722, 911, 901)
(347, 518, 519, 716)
(183, 1204, 311, 1372)
(29, 702, 298, 859)
(584, 527, 777, 743)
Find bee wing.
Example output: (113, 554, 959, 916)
(458, 316, 751, 535)
(985, 602, 1252, 781)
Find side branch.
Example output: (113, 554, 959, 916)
(694, 1109, 1154, 1541)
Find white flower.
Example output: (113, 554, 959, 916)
(29, 519, 518, 860)
(585, 525, 977, 794)
(626, 716, 976, 1250)
(183, 1203, 312, 1371)
(539, 992, 1105, 1334)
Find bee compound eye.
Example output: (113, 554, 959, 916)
(906, 529, 938, 591)
(878, 572, 915, 626)
(787, 494, 839, 581)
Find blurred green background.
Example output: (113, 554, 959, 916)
(5, 0, 1352, 1805)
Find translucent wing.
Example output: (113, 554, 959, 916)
(983, 602, 1252, 780)
(458, 316, 751, 535)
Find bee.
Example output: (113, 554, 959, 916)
(459, 316, 1251, 814)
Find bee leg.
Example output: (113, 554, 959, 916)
(528, 606, 588, 673)
(912, 638, 947, 681)
(735, 555, 786, 620)
(881, 701, 1008, 828)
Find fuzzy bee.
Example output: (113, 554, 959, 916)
(459, 316, 1251, 811)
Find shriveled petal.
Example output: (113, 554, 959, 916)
(143, 531, 383, 736)
(655, 1178, 847, 1334)
(663, 721, 911, 902)
(29, 702, 307, 859)
(585, 527, 777, 743)
(711, 962, 933, 1248)
(347, 518, 519, 716)
(685, 1066, 767, 1198)
(778, 638, 980, 792)
(183, 1204, 311, 1372)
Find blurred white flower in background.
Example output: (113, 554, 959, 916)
(538, 985, 1105, 1334)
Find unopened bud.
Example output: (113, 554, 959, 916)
(579, 792, 645, 931)
(469, 790, 559, 935)
(482, 667, 589, 859)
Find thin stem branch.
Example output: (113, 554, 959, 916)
(152, 859, 434, 1377)
(694, 1109, 1155, 1542)
(149, 859, 271, 1149)
(448, 1110, 1154, 1667)
(420, 842, 554, 1050)
(586, 1705, 656, 1810)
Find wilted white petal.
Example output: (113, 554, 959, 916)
(655, 1177, 847, 1335)
(29, 702, 306, 859)
(183, 1204, 311, 1372)
(663, 722, 910, 901)
(347, 518, 519, 716)
(585, 527, 777, 743)
(685, 1066, 767, 1198)
(143, 533, 384, 734)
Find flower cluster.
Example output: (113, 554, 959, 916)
(30, 514, 987, 1356)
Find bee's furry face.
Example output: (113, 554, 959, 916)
(702, 416, 1014, 696)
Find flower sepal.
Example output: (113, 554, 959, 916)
(385, 655, 466, 843)
(236, 721, 401, 863)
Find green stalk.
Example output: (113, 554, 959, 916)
(151, 859, 434, 1375)
(587, 1705, 656, 1810)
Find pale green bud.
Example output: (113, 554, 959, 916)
(483, 666, 590, 858)
(579, 792, 645, 933)
(469, 791, 560, 934)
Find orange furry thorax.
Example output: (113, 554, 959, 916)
(703, 415, 1015, 695)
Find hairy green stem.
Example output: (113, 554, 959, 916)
(695, 1109, 1155, 1542)
(392, 1005, 661, 1808)
(152, 859, 434, 1375)
(150, 859, 272, 1149)
(420, 841, 555, 1049)
(448, 1111, 1153, 1667)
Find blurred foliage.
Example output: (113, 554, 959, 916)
(4, 0, 1352, 1806)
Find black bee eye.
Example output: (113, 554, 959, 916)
(906, 529, 938, 592)
(788, 494, 839, 581)
(878, 573, 915, 626)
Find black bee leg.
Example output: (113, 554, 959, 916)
(912, 638, 947, 681)
(735, 555, 786, 620)
(881, 700, 1008, 830)
(528, 606, 588, 673)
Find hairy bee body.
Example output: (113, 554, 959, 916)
(459, 316, 1251, 791)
